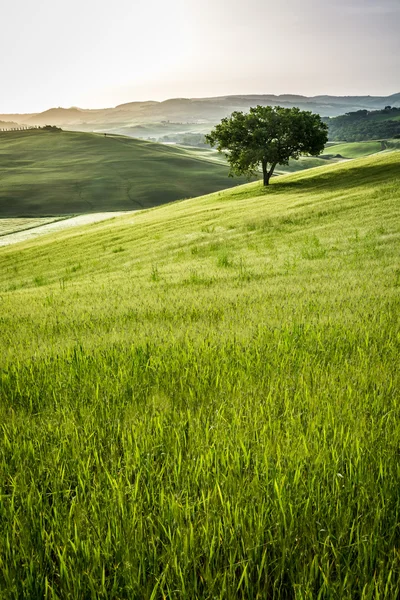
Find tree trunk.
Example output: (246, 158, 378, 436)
(262, 160, 269, 186)
(262, 162, 277, 186)
(262, 161, 277, 186)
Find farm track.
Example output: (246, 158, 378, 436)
(0, 211, 136, 247)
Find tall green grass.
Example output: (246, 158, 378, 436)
(0, 152, 400, 598)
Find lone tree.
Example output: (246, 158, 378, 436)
(206, 105, 328, 186)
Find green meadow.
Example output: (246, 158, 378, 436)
(0, 152, 400, 598)
(322, 141, 382, 158)
(322, 140, 400, 159)
(322, 141, 383, 159)
(0, 129, 248, 217)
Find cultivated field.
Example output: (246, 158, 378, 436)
(0, 152, 399, 598)
(0, 129, 248, 217)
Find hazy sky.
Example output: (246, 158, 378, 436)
(1, 0, 399, 113)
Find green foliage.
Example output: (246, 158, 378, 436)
(206, 106, 328, 185)
(42, 125, 62, 132)
(0, 152, 400, 597)
(324, 107, 400, 141)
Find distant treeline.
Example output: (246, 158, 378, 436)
(323, 107, 400, 141)
(158, 109, 400, 148)
(0, 124, 62, 132)
(158, 132, 208, 147)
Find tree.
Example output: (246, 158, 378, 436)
(205, 105, 328, 186)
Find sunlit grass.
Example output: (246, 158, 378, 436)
(0, 152, 400, 598)
(322, 141, 383, 158)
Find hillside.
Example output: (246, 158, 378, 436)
(0, 119, 20, 129)
(321, 140, 393, 159)
(2, 127, 396, 222)
(0, 129, 249, 217)
(324, 107, 400, 141)
(0, 152, 399, 597)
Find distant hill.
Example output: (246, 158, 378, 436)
(0, 119, 21, 129)
(1, 93, 399, 133)
(324, 107, 400, 141)
(24, 107, 101, 126)
(0, 129, 250, 217)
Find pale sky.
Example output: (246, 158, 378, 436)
(1, 0, 399, 113)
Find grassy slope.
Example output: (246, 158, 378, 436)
(1, 152, 400, 598)
(322, 140, 383, 158)
(0, 129, 249, 217)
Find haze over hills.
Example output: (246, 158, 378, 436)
(0, 120, 19, 129)
(1, 93, 399, 133)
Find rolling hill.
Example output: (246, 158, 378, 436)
(322, 140, 385, 158)
(0, 151, 399, 597)
(1, 93, 399, 133)
(0, 129, 250, 217)
(0, 119, 20, 129)
(324, 107, 400, 141)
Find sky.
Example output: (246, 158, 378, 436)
(1, 0, 399, 113)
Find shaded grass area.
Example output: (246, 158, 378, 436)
(0, 129, 249, 217)
(0, 152, 400, 598)
(276, 155, 344, 174)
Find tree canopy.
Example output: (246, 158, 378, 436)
(206, 105, 328, 185)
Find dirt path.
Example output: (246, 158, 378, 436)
(0, 212, 135, 247)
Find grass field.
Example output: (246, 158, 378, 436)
(322, 141, 383, 158)
(0, 129, 249, 217)
(321, 139, 400, 159)
(0, 152, 400, 598)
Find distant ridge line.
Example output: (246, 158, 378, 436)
(1, 93, 399, 127)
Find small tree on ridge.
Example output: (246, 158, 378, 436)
(206, 105, 328, 186)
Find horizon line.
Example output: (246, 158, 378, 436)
(1, 90, 400, 116)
